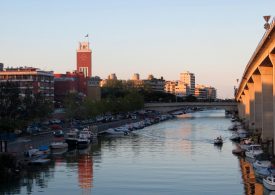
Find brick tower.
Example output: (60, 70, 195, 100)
(77, 42, 92, 77)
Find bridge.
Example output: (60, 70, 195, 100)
(235, 18, 275, 147)
(144, 102, 237, 113)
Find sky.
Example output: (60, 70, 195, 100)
(1, 0, 275, 98)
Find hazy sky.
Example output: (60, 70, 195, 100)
(1, 0, 275, 98)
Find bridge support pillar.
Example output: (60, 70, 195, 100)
(244, 89, 250, 128)
(269, 54, 275, 153)
(238, 100, 245, 120)
(252, 74, 263, 135)
(247, 83, 255, 132)
(259, 66, 273, 141)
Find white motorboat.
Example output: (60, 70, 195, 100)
(263, 175, 275, 191)
(239, 138, 254, 151)
(245, 144, 263, 159)
(77, 138, 90, 149)
(100, 127, 130, 136)
(214, 137, 223, 145)
(65, 129, 79, 147)
(79, 130, 93, 140)
(254, 167, 275, 179)
(253, 160, 271, 170)
(29, 158, 51, 165)
(77, 132, 90, 149)
(50, 142, 68, 149)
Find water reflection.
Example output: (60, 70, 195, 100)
(78, 154, 93, 194)
(239, 158, 263, 195)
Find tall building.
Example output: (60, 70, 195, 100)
(77, 42, 92, 77)
(180, 71, 195, 96)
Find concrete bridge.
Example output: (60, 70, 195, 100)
(144, 102, 237, 113)
(235, 18, 275, 147)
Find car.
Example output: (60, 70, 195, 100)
(53, 130, 64, 137)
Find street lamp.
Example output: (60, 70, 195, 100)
(263, 15, 271, 30)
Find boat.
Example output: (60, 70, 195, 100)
(230, 133, 241, 142)
(263, 175, 275, 191)
(245, 144, 263, 159)
(77, 132, 90, 149)
(65, 129, 79, 147)
(214, 136, 223, 145)
(254, 167, 274, 178)
(239, 138, 254, 151)
(100, 127, 130, 136)
(77, 137, 90, 149)
(228, 125, 238, 131)
(50, 142, 68, 149)
(29, 158, 51, 165)
(79, 129, 93, 141)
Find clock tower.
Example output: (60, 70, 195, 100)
(77, 42, 92, 77)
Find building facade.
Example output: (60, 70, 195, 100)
(77, 42, 92, 77)
(87, 76, 101, 101)
(195, 84, 217, 100)
(175, 81, 189, 97)
(179, 71, 195, 96)
(143, 75, 165, 92)
(0, 66, 54, 101)
(54, 71, 88, 104)
(165, 81, 177, 94)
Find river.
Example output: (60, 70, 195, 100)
(0, 109, 270, 194)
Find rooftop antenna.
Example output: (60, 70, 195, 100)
(263, 15, 271, 30)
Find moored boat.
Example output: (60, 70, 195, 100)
(65, 129, 79, 147)
(230, 133, 241, 142)
(50, 142, 68, 149)
(29, 158, 51, 165)
(263, 175, 275, 191)
(245, 144, 263, 159)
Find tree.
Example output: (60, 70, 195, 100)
(185, 95, 197, 102)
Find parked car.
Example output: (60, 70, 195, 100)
(53, 130, 64, 137)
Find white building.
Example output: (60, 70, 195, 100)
(179, 71, 195, 96)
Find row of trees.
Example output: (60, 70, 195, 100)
(0, 82, 53, 131)
(64, 91, 144, 120)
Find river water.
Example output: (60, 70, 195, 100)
(0, 110, 270, 195)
